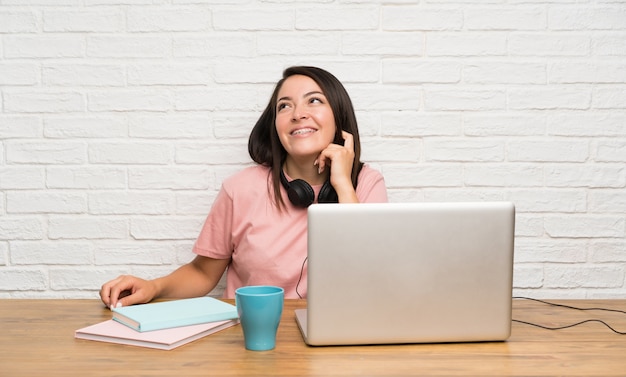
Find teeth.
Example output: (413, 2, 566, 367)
(292, 128, 315, 136)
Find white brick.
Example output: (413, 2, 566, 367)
(549, 6, 626, 31)
(508, 139, 589, 162)
(382, 7, 463, 31)
(381, 112, 461, 137)
(44, 116, 127, 138)
(0, 63, 39, 85)
(545, 164, 625, 188)
(43, 9, 123, 32)
(174, 87, 266, 111)
(213, 113, 260, 139)
(549, 61, 626, 84)
(464, 62, 545, 84)
(213, 8, 293, 31)
(0, 218, 44, 240)
(10, 241, 93, 265)
(544, 265, 624, 288)
(127, 6, 211, 32)
(4, 91, 85, 113)
(513, 265, 544, 289)
(424, 139, 504, 162)
(6, 141, 86, 164)
(593, 34, 626, 56)
(464, 113, 546, 136)
(545, 215, 624, 238)
(427, 34, 507, 57)
(515, 215, 545, 237)
(0, 243, 6, 266)
(296, 7, 378, 30)
(7, 191, 87, 214)
(350, 85, 421, 111)
(0, 10, 38, 33)
(129, 114, 213, 139)
(588, 189, 626, 213)
(0, 167, 44, 190)
(129, 167, 213, 190)
(421, 188, 504, 203)
(465, 7, 546, 30)
(4, 0, 79, 5)
(464, 165, 543, 187)
(89, 142, 172, 164)
(343, 32, 424, 56)
(87, 36, 169, 58)
(424, 87, 506, 111)
(507, 189, 587, 213)
(0, 269, 47, 291)
(256, 33, 339, 55)
(48, 217, 128, 240)
(383, 164, 464, 188)
(0, 116, 41, 138)
(175, 191, 217, 216)
(176, 142, 250, 165)
(128, 63, 212, 86)
(593, 86, 626, 109)
(508, 87, 591, 110)
(509, 34, 590, 56)
(547, 113, 626, 137)
(88, 89, 171, 112)
(361, 139, 420, 162)
(46, 167, 127, 189)
(4, 35, 84, 58)
(173, 35, 255, 58)
(595, 140, 626, 162)
(213, 61, 284, 84)
(130, 217, 203, 240)
(94, 242, 176, 265)
(43, 64, 125, 87)
(589, 240, 626, 263)
(89, 191, 174, 215)
(514, 238, 587, 263)
(49, 268, 118, 290)
(383, 60, 461, 84)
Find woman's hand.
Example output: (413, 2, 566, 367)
(315, 131, 358, 203)
(100, 275, 158, 309)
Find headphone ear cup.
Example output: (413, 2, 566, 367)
(317, 181, 338, 204)
(286, 179, 315, 208)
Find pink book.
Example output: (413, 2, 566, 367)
(75, 319, 239, 350)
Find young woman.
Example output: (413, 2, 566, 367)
(100, 66, 387, 308)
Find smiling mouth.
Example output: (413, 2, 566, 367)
(291, 128, 317, 136)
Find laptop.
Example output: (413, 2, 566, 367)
(295, 201, 515, 346)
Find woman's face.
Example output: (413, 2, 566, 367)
(275, 75, 337, 162)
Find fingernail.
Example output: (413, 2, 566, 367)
(115, 302, 123, 308)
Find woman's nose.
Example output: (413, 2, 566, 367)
(291, 105, 308, 121)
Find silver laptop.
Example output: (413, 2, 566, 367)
(295, 201, 515, 346)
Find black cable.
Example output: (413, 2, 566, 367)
(512, 296, 626, 335)
(295, 257, 307, 299)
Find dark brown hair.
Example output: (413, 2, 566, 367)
(248, 66, 363, 209)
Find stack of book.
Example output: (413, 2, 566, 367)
(75, 297, 239, 350)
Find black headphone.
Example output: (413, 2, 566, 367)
(279, 170, 338, 208)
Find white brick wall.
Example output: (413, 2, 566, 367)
(1, 0, 625, 300)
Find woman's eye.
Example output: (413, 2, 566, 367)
(277, 103, 288, 111)
(309, 97, 322, 104)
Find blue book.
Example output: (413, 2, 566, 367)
(112, 297, 239, 332)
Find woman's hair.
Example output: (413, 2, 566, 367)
(248, 66, 364, 209)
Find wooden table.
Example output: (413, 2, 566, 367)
(1, 299, 625, 376)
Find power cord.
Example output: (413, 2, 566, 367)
(295, 257, 308, 299)
(512, 297, 626, 335)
